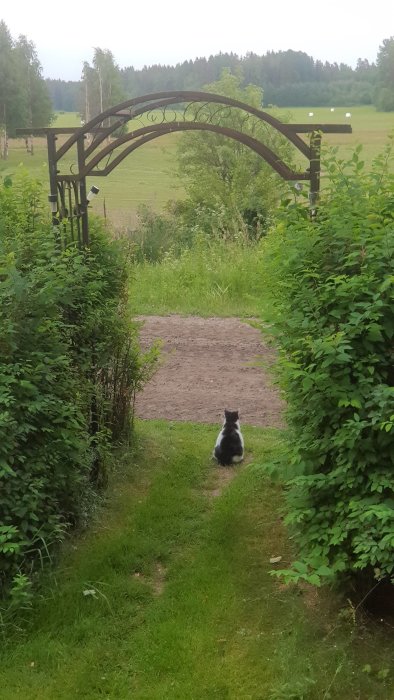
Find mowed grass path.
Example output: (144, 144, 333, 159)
(1, 421, 393, 700)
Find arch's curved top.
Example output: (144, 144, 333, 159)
(56, 90, 312, 161)
(75, 122, 308, 182)
(16, 90, 352, 246)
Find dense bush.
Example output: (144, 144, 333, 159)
(262, 143, 394, 587)
(128, 198, 270, 265)
(126, 203, 188, 263)
(0, 172, 156, 601)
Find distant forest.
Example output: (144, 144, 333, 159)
(46, 49, 378, 112)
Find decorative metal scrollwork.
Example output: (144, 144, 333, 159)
(16, 90, 352, 246)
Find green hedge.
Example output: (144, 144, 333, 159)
(262, 143, 394, 587)
(0, 173, 155, 602)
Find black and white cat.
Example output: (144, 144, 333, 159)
(213, 409, 244, 466)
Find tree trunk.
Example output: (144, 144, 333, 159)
(0, 128, 8, 160)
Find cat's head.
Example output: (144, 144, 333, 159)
(224, 409, 239, 422)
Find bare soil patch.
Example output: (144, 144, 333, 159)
(136, 315, 284, 428)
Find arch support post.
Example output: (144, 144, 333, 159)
(309, 131, 321, 217)
(77, 135, 89, 246)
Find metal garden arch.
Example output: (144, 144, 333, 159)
(18, 91, 352, 246)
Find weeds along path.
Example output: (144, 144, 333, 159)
(136, 315, 284, 427)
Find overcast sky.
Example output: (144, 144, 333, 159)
(2, 0, 393, 81)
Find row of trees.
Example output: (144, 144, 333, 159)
(46, 39, 394, 113)
(1, 18, 393, 153)
(119, 50, 377, 107)
(45, 49, 126, 125)
(0, 21, 52, 158)
(375, 36, 394, 110)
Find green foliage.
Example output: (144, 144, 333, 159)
(127, 204, 183, 263)
(81, 48, 126, 130)
(375, 87, 394, 112)
(262, 142, 394, 586)
(128, 199, 258, 264)
(0, 21, 52, 142)
(0, 172, 155, 603)
(176, 71, 293, 238)
(375, 36, 394, 111)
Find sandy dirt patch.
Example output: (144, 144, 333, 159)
(135, 315, 284, 428)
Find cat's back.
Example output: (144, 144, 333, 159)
(214, 409, 244, 465)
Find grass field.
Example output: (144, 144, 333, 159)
(287, 105, 393, 160)
(0, 112, 183, 227)
(1, 106, 392, 227)
(1, 421, 393, 700)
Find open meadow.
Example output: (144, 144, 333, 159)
(0, 112, 184, 227)
(285, 104, 393, 162)
(1, 106, 392, 228)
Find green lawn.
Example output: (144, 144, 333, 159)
(1, 420, 393, 699)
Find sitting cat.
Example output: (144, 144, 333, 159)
(213, 409, 244, 466)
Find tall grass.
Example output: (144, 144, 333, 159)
(130, 234, 267, 317)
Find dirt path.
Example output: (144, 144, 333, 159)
(135, 315, 284, 427)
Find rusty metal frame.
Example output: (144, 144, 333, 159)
(17, 91, 352, 246)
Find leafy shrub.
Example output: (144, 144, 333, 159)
(127, 196, 269, 266)
(262, 143, 394, 587)
(0, 172, 156, 601)
(177, 71, 293, 238)
(125, 204, 175, 263)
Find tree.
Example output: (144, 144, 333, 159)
(81, 60, 98, 124)
(176, 70, 294, 237)
(81, 48, 125, 128)
(0, 21, 16, 158)
(375, 36, 394, 111)
(14, 35, 53, 153)
(0, 21, 52, 158)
